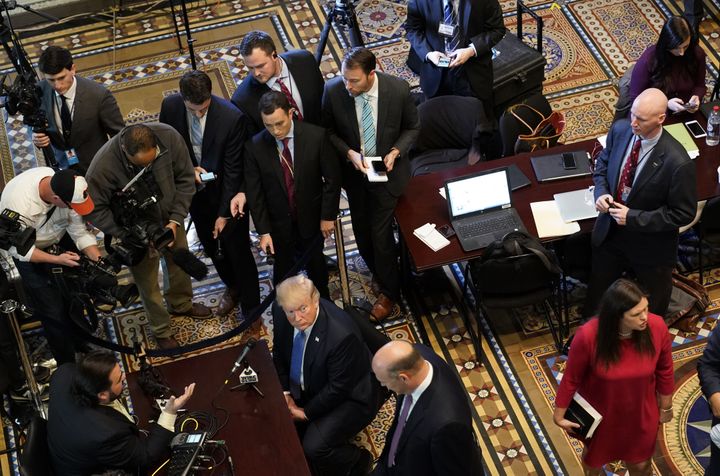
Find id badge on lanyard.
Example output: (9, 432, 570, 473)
(438, 22, 456, 37)
(65, 148, 79, 166)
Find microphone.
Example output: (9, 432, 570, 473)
(171, 247, 209, 280)
(224, 338, 257, 385)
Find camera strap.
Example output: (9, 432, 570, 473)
(40, 206, 56, 228)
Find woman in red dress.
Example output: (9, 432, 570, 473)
(553, 279, 674, 475)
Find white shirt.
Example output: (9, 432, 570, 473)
(404, 361, 434, 417)
(103, 399, 176, 432)
(292, 304, 320, 391)
(618, 129, 663, 182)
(0, 167, 97, 261)
(53, 76, 77, 130)
(268, 58, 305, 117)
(353, 73, 380, 156)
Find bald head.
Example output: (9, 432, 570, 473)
(372, 340, 427, 395)
(630, 88, 668, 139)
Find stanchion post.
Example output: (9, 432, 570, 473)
(333, 213, 352, 308)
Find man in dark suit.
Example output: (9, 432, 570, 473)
(698, 326, 720, 475)
(272, 274, 377, 476)
(159, 70, 260, 318)
(684, 0, 704, 36)
(405, 0, 505, 118)
(33, 46, 125, 172)
(245, 91, 341, 299)
(322, 47, 420, 320)
(584, 88, 696, 318)
(47, 350, 194, 475)
(231, 30, 325, 134)
(371, 340, 483, 475)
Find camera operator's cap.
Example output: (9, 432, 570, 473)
(50, 169, 95, 216)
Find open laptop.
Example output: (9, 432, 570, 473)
(445, 168, 527, 252)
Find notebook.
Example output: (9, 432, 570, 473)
(444, 168, 527, 252)
(663, 123, 699, 159)
(565, 392, 603, 439)
(531, 150, 592, 182)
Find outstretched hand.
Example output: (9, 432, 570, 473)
(164, 383, 196, 414)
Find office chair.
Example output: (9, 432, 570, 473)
(694, 196, 720, 284)
(19, 413, 52, 476)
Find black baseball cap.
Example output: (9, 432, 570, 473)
(50, 169, 95, 216)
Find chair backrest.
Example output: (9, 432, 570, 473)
(699, 196, 720, 234)
(613, 63, 636, 121)
(19, 414, 52, 476)
(498, 93, 553, 157)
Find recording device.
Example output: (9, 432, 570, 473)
(199, 172, 216, 183)
(685, 120, 706, 138)
(168, 432, 207, 476)
(0, 209, 36, 255)
(562, 152, 577, 170)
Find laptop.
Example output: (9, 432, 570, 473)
(531, 150, 592, 182)
(445, 168, 527, 252)
(554, 188, 599, 222)
(488, 163, 531, 191)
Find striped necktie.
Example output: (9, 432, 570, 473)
(190, 114, 203, 164)
(443, 0, 461, 54)
(277, 78, 304, 121)
(360, 94, 376, 156)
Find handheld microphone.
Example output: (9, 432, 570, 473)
(224, 338, 257, 385)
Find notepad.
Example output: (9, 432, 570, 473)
(664, 123, 699, 159)
(413, 223, 450, 251)
(530, 201, 580, 238)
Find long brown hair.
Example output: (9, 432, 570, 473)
(595, 279, 655, 367)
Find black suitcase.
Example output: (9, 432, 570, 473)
(492, 1, 546, 113)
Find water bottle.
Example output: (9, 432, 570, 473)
(707, 105, 720, 146)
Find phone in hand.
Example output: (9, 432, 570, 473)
(562, 152, 577, 170)
(607, 201, 619, 209)
(370, 159, 388, 173)
(200, 171, 217, 183)
(437, 55, 451, 68)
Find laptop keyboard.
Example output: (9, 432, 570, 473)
(457, 214, 519, 238)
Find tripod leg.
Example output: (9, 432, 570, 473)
(169, 1, 184, 54)
(345, 12, 365, 48)
(315, 12, 334, 64)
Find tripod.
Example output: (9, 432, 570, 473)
(314, 0, 364, 64)
(168, 0, 197, 69)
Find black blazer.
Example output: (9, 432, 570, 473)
(47, 364, 173, 476)
(372, 344, 483, 476)
(159, 94, 249, 217)
(244, 120, 341, 239)
(231, 49, 325, 133)
(405, 0, 506, 98)
(592, 119, 696, 265)
(271, 298, 378, 421)
(39, 76, 125, 173)
(321, 72, 420, 197)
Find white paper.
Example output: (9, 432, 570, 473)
(530, 201, 581, 238)
(438, 187, 446, 199)
(597, 134, 607, 148)
(413, 223, 450, 251)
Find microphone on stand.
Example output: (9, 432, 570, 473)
(224, 338, 257, 385)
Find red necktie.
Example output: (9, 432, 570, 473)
(280, 138, 296, 215)
(615, 138, 642, 203)
(277, 78, 304, 121)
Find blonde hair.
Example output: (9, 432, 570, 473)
(276, 274, 320, 311)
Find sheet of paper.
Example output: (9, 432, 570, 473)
(413, 223, 450, 252)
(438, 187, 446, 199)
(597, 134, 607, 148)
(530, 201, 581, 238)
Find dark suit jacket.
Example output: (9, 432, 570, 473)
(231, 49, 324, 133)
(321, 72, 420, 197)
(405, 0, 506, 98)
(244, 120, 341, 239)
(47, 364, 173, 475)
(698, 325, 720, 475)
(592, 119, 696, 266)
(159, 94, 249, 217)
(272, 298, 377, 421)
(372, 344, 483, 476)
(39, 76, 125, 172)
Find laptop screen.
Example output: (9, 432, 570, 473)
(446, 169, 511, 219)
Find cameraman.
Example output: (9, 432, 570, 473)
(0, 168, 100, 364)
(85, 123, 210, 350)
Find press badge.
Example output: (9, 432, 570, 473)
(438, 22, 456, 37)
(621, 185, 632, 202)
(65, 148, 79, 166)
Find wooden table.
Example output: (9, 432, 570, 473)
(126, 340, 311, 476)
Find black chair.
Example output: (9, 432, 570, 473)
(498, 93, 553, 157)
(467, 251, 566, 352)
(19, 413, 52, 476)
(694, 197, 720, 284)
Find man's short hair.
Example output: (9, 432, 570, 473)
(342, 47, 376, 75)
(179, 70, 212, 105)
(276, 274, 320, 311)
(239, 30, 276, 57)
(38, 46, 74, 75)
(259, 91, 291, 116)
(71, 350, 117, 407)
(121, 124, 157, 157)
(386, 344, 423, 378)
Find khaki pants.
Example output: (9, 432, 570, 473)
(130, 225, 193, 338)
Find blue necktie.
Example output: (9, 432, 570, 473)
(443, 0, 461, 54)
(360, 94, 376, 156)
(190, 114, 203, 164)
(289, 330, 305, 400)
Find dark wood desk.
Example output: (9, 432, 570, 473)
(126, 340, 311, 476)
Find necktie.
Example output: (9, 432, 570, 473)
(289, 330, 305, 400)
(443, 0, 461, 54)
(280, 138, 296, 214)
(190, 114, 203, 164)
(615, 138, 642, 203)
(360, 94, 376, 157)
(277, 78, 304, 121)
(387, 394, 413, 467)
(60, 94, 72, 141)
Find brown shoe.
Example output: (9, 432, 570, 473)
(371, 293, 395, 321)
(215, 290, 238, 318)
(156, 336, 180, 349)
(175, 302, 212, 319)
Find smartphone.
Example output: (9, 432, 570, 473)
(437, 55, 451, 68)
(370, 159, 388, 173)
(608, 201, 619, 209)
(437, 224, 456, 238)
(200, 171, 217, 182)
(684, 120, 706, 138)
(562, 152, 577, 170)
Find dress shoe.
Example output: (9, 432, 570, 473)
(156, 336, 180, 349)
(371, 294, 395, 322)
(172, 302, 213, 319)
(215, 290, 238, 318)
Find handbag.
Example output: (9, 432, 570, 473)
(509, 103, 566, 154)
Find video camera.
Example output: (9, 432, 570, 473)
(0, 208, 36, 256)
